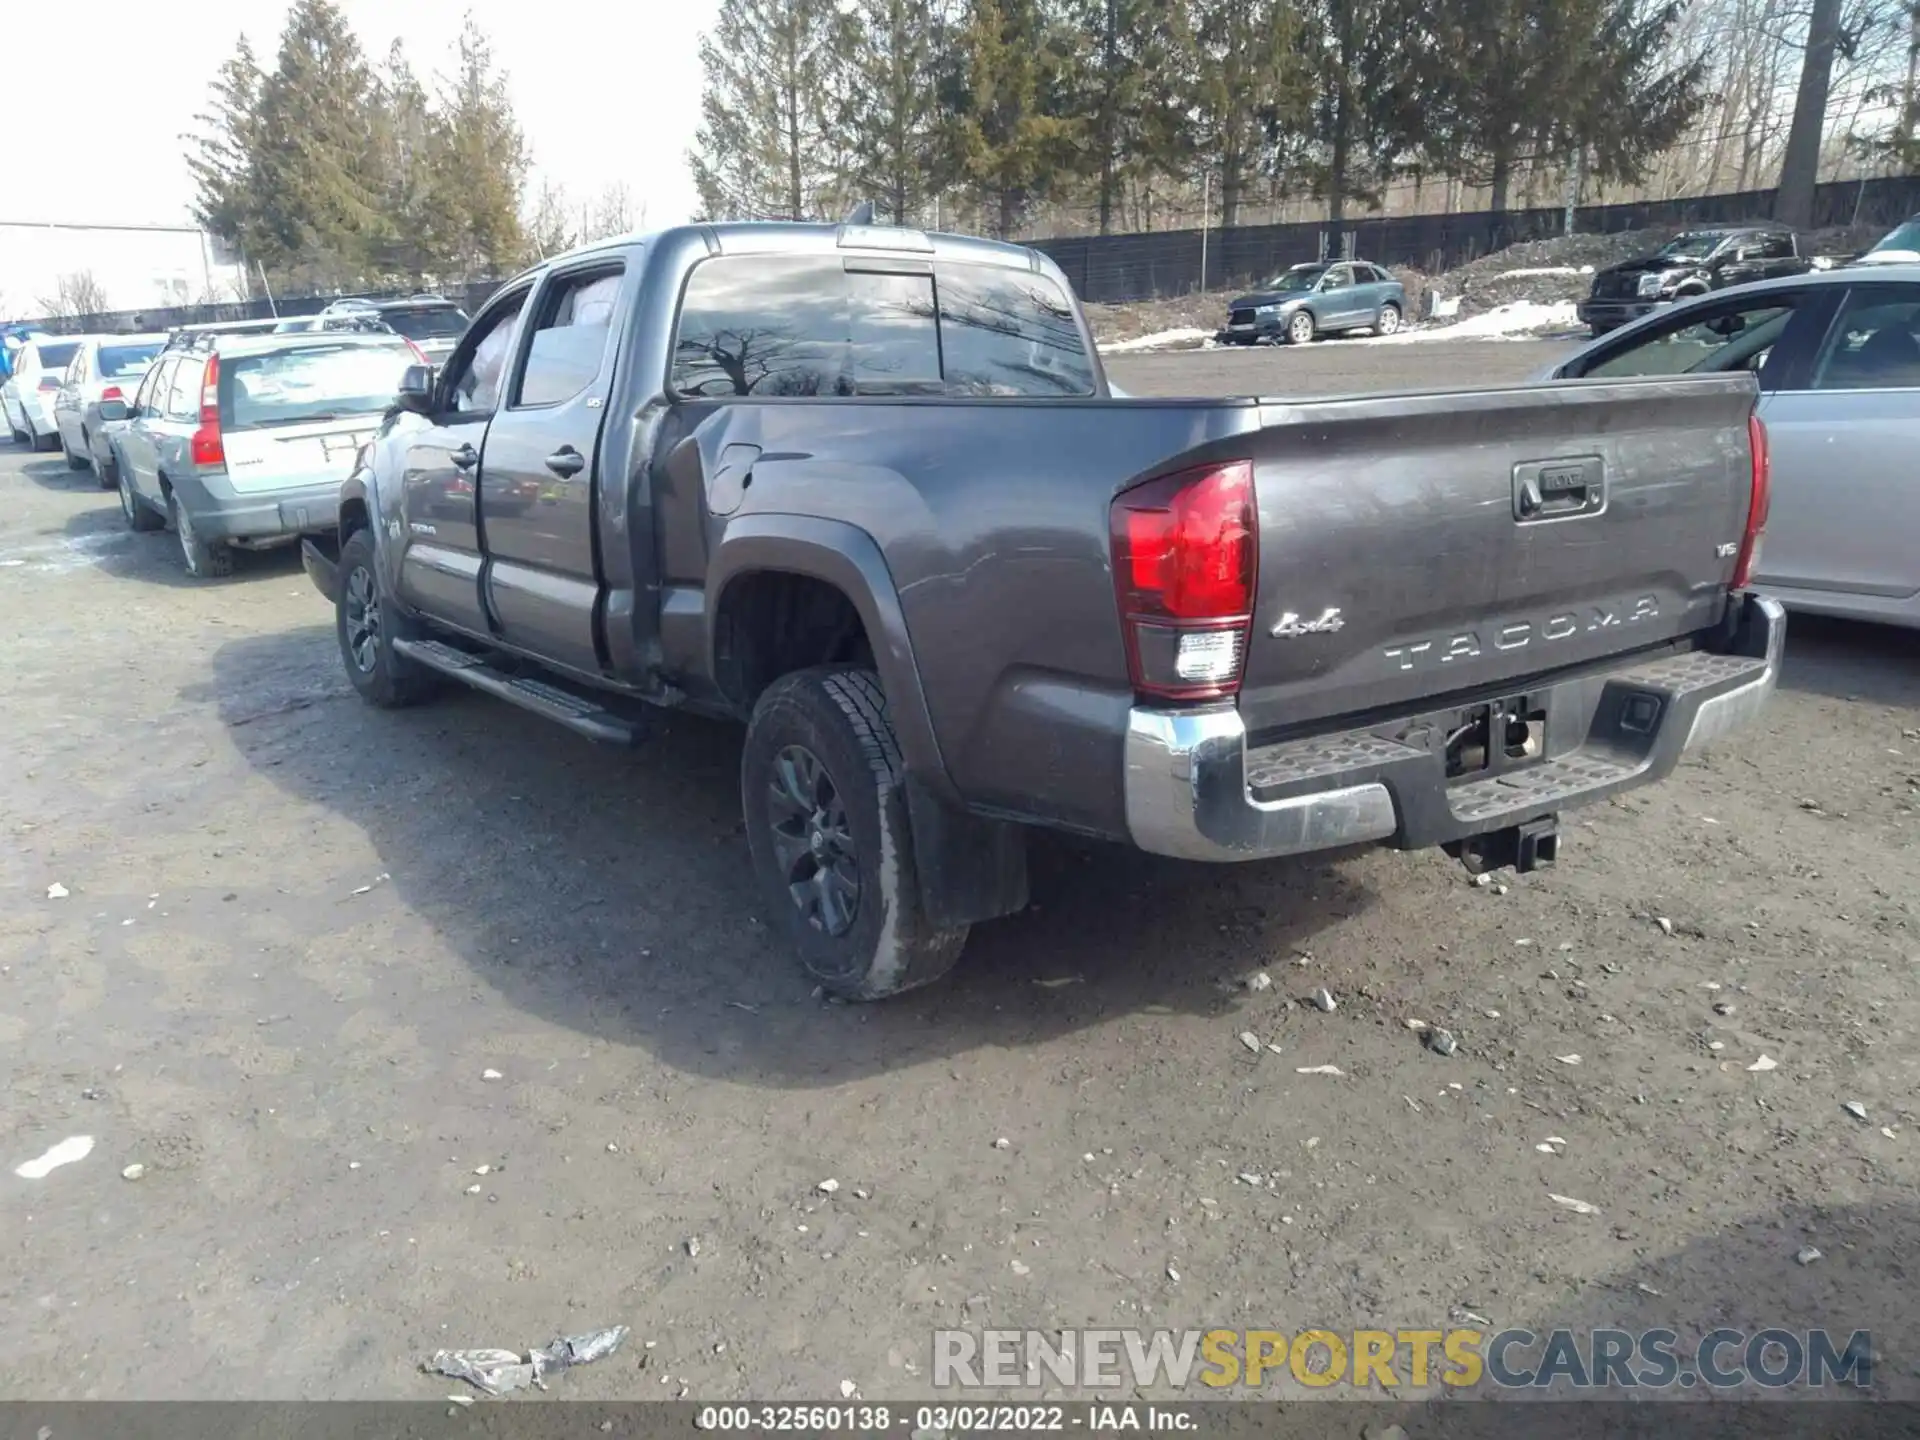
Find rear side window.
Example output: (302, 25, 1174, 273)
(382, 306, 468, 341)
(220, 343, 414, 430)
(671, 255, 1094, 398)
(166, 358, 202, 418)
(515, 268, 623, 407)
(1810, 287, 1920, 390)
(935, 264, 1094, 396)
(673, 256, 849, 398)
(98, 343, 162, 379)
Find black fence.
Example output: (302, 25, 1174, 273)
(21, 173, 1920, 330)
(19, 279, 505, 338)
(1032, 173, 1920, 305)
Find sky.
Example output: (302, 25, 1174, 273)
(11, 0, 721, 231)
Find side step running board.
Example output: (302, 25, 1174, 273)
(392, 638, 647, 745)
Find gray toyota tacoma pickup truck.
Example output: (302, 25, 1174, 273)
(303, 219, 1783, 1000)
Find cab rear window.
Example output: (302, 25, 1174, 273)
(220, 343, 414, 430)
(671, 255, 1095, 398)
(36, 343, 79, 372)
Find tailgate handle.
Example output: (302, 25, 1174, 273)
(1514, 456, 1604, 521)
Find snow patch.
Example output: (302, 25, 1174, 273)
(1100, 327, 1214, 354)
(1488, 265, 1592, 280)
(1363, 300, 1580, 345)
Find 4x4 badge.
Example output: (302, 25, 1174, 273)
(1271, 607, 1345, 638)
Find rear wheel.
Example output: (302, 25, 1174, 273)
(61, 431, 88, 471)
(30, 424, 56, 452)
(170, 491, 234, 579)
(335, 526, 439, 708)
(742, 667, 968, 1000)
(1375, 302, 1402, 336)
(1286, 310, 1318, 345)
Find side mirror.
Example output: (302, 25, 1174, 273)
(98, 398, 130, 423)
(394, 364, 436, 415)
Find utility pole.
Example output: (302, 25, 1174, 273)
(1198, 171, 1210, 293)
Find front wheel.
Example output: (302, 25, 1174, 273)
(335, 526, 439, 708)
(742, 667, 968, 1000)
(1375, 303, 1402, 336)
(118, 460, 162, 532)
(1285, 310, 1317, 345)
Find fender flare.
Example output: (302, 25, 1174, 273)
(707, 513, 957, 805)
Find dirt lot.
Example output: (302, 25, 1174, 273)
(4, 339, 1919, 1406)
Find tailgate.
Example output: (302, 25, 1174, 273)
(1236, 375, 1759, 734)
(221, 418, 382, 495)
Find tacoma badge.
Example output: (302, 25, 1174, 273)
(1271, 607, 1345, 638)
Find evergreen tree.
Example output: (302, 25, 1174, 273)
(185, 34, 264, 271)
(249, 0, 387, 286)
(1066, 0, 1195, 232)
(1299, 0, 1415, 231)
(1411, 0, 1705, 214)
(426, 15, 529, 277)
(689, 0, 843, 220)
(369, 41, 442, 280)
(954, 0, 1079, 237)
(1185, 0, 1315, 226)
(836, 0, 957, 225)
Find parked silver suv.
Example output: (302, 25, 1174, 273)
(103, 331, 418, 579)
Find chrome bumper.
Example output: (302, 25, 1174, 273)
(1124, 594, 1785, 864)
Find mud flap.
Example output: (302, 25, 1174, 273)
(905, 775, 1029, 930)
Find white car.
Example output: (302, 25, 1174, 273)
(51, 333, 167, 479)
(2, 335, 83, 450)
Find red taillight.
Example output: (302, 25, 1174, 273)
(190, 353, 224, 466)
(100, 385, 123, 403)
(1732, 412, 1770, 589)
(1110, 460, 1257, 700)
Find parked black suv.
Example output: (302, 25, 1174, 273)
(320, 295, 470, 365)
(1579, 226, 1811, 334)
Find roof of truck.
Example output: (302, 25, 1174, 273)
(517, 221, 1051, 290)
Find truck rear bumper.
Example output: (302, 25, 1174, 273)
(1124, 594, 1784, 863)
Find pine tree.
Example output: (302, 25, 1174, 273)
(1411, 0, 1704, 214)
(954, 0, 1079, 237)
(1185, 0, 1314, 226)
(1299, 0, 1415, 231)
(689, 0, 842, 220)
(185, 35, 264, 270)
(835, 0, 956, 225)
(426, 15, 529, 277)
(250, 0, 387, 287)
(368, 41, 442, 280)
(1065, 0, 1195, 232)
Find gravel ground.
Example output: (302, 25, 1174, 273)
(4, 341, 1918, 1407)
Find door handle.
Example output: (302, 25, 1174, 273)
(450, 443, 478, 470)
(544, 447, 585, 478)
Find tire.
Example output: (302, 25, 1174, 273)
(117, 458, 162, 532)
(30, 424, 57, 453)
(1375, 302, 1402, 336)
(1285, 309, 1318, 345)
(335, 525, 439, 708)
(61, 431, 88, 471)
(742, 667, 969, 1000)
(169, 490, 234, 579)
